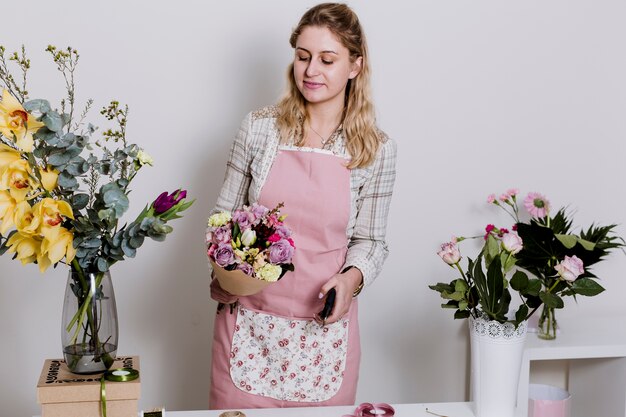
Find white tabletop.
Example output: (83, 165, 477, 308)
(164, 402, 474, 417)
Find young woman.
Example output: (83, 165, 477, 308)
(208, 3, 396, 409)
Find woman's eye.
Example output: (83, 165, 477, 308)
(322, 59, 333, 65)
(297, 56, 310, 62)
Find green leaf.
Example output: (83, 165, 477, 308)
(441, 300, 459, 309)
(454, 310, 470, 319)
(525, 279, 542, 296)
(555, 234, 577, 249)
(71, 194, 90, 211)
(515, 304, 529, 324)
(510, 270, 529, 291)
(42, 111, 64, 132)
(454, 279, 468, 293)
(48, 150, 72, 166)
(571, 278, 605, 296)
(485, 255, 504, 312)
(24, 99, 51, 113)
(540, 292, 564, 309)
(58, 172, 79, 189)
(429, 283, 455, 294)
(486, 235, 500, 262)
(578, 238, 596, 251)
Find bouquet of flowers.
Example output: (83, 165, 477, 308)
(430, 188, 623, 338)
(206, 202, 295, 295)
(0, 45, 193, 371)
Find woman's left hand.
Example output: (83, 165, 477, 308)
(315, 267, 363, 325)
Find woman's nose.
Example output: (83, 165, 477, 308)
(305, 60, 320, 77)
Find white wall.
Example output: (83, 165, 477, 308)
(2, 1, 626, 415)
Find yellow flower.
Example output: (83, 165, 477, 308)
(39, 166, 59, 192)
(256, 263, 282, 282)
(0, 159, 33, 202)
(6, 231, 40, 266)
(0, 190, 17, 234)
(41, 226, 75, 265)
(0, 143, 21, 173)
(33, 197, 73, 237)
(0, 90, 45, 152)
(13, 200, 40, 235)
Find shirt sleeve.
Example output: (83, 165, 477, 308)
(211, 112, 254, 217)
(342, 137, 397, 288)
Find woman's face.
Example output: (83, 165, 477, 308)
(293, 25, 362, 109)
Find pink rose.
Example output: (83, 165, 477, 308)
(437, 242, 461, 265)
(554, 255, 584, 282)
(501, 232, 523, 254)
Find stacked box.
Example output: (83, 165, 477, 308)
(37, 356, 140, 417)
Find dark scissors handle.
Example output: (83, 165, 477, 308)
(319, 288, 336, 325)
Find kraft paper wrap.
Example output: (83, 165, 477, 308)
(211, 260, 271, 296)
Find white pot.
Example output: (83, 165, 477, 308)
(469, 315, 528, 417)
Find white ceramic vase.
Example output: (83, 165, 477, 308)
(469, 315, 528, 417)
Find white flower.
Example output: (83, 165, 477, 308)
(501, 232, 523, 255)
(136, 150, 154, 166)
(207, 211, 231, 227)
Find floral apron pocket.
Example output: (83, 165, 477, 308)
(229, 305, 349, 402)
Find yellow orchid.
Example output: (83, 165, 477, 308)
(6, 231, 41, 266)
(0, 190, 17, 234)
(41, 226, 75, 265)
(0, 143, 21, 174)
(39, 166, 59, 192)
(0, 159, 33, 202)
(0, 89, 45, 152)
(34, 198, 73, 237)
(13, 200, 40, 235)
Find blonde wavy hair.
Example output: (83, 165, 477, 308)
(276, 2, 381, 169)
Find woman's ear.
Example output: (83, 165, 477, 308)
(349, 56, 363, 79)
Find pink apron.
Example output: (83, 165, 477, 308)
(209, 147, 360, 409)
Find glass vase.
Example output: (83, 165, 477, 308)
(537, 305, 557, 340)
(61, 266, 118, 374)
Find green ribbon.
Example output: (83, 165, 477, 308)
(100, 368, 139, 417)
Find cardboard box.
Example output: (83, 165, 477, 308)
(37, 356, 140, 417)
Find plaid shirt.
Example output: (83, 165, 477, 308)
(211, 106, 397, 288)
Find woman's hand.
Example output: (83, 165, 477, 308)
(210, 277, 239, 313)
(315, 267, 363, 325)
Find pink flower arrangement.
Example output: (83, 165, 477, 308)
(206, 202, 295, 283)
(431, 187, 624, 334)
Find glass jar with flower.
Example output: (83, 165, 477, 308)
(0, 45, 193, 373)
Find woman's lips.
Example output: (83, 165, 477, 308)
(303, 81, 324, 90)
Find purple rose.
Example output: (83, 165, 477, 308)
(232, 209, 253, 230)
(213, 243, 235, 267)
(274, 224, 292, 239)
(212, 226, 232, 245)
(251, 203, 269, 220)
(153, 189, 187, 214)
(268, 239, 295, 264)
(237, 262, 254, 276)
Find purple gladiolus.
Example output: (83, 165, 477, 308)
(153, 189, 187, 214)
(268, 239, 294, 264)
